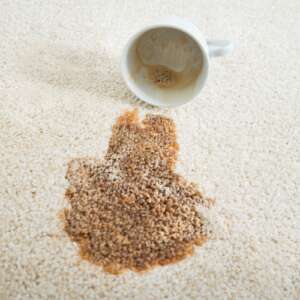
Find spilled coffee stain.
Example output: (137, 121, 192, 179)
(63, 110, 214, 274)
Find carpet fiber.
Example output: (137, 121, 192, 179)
(1, 1, 299, 299)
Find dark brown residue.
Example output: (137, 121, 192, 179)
(63, 110, 214, 274)
(147, 64, 179, 88)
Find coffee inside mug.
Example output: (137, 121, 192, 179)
(126, 27, 205, 106)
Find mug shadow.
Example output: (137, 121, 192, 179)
(19, 42, 139, 105)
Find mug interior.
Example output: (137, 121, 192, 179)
(123, 26, 208, 107)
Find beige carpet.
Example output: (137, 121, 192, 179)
(1, 1, 299, 299)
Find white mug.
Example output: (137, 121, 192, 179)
(121, 16, 233, 107)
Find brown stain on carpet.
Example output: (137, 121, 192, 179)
(62, 110, 214, 274)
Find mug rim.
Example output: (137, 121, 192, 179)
(121, 22, 209, 107)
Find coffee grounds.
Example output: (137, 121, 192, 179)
(63, 110, 214, 274)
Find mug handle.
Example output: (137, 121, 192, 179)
(207, 40, 234, 58)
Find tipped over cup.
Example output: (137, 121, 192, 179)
(121, 16, 233, 107)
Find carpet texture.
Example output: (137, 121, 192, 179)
(1, 1, 299, 299)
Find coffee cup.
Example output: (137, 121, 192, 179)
(121, 16, 233, 107)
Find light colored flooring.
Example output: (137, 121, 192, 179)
(1, 1, 299, 299)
